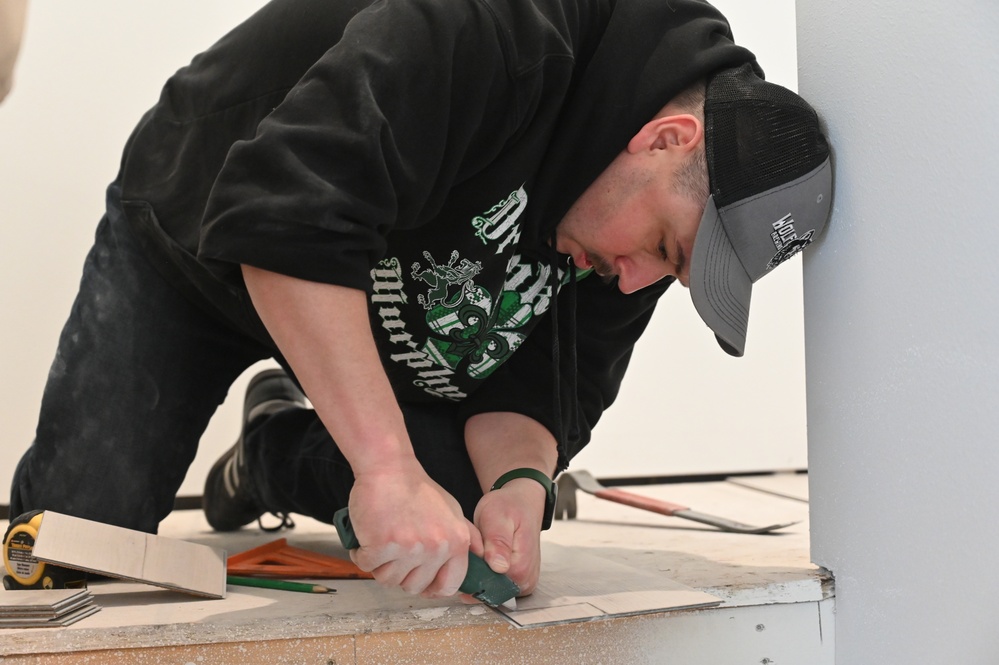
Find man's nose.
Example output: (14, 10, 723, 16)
(615, 257, 673, 294)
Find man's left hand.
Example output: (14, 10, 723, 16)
(469, 476, 547, 597)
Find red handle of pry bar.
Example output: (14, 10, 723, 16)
(594, 488, 691, 516)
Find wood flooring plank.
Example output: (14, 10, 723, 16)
(497, 543, 719, 627)
(32, 512, 226, 598)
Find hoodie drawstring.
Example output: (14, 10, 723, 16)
(547, 237, 581, 470)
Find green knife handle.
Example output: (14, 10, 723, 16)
(332, 507, 519, 606)
(333, 508, 361, 550)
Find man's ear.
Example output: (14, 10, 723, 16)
(627, 114, 703, 155)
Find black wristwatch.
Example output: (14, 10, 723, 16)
(490, 468, 558, 530)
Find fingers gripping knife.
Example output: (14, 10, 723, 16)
(332, 508, 519, 609)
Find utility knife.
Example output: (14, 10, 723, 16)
(332, 507, 519, 609)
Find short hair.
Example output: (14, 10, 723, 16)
(668, 79, 709, 203)
(668, 78, 706, 119)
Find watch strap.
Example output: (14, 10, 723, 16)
(490, 468, 557, 531)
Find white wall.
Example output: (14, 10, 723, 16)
(798, 1, 999, 663)
(1, 0, 801, 501)
(0, 1, 272, 499)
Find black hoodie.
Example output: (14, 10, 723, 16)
(117, 0, 756, 470)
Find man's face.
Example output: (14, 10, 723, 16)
(555, 120, 706, 294)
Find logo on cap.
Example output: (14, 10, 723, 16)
(767, 213, 815, 271)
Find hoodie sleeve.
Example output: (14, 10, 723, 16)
(458, 272, 672, 471)
(198, 0, 519, 290)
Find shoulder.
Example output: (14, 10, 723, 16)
(472, 0, 580, 75)
(372, 0, 578, 76)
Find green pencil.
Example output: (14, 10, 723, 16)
(226, 575, 335, 594)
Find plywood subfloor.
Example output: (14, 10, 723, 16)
(0, 476, 832, 663)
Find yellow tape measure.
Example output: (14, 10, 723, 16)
(2, 510, 85, 590)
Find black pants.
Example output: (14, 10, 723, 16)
(10, 187, 481, 533)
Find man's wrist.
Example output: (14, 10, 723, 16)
(490, 468, 558, 530)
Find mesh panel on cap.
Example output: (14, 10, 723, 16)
(706, 65, 829, 209)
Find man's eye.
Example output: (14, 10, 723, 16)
(658, 242, 669, 261)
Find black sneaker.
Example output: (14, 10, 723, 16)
(203, 369, 307, 532)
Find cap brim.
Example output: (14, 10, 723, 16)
(689, 195, 752, 357)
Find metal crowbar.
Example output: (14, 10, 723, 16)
(554, 470, 798, 535)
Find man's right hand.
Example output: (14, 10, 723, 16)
(240, 267, 478, 597)
(346, 461, 477, 598)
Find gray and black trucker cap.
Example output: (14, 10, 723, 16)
(689, 63, 832, 357)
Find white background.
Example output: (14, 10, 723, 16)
(0, 0, 800, 499)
